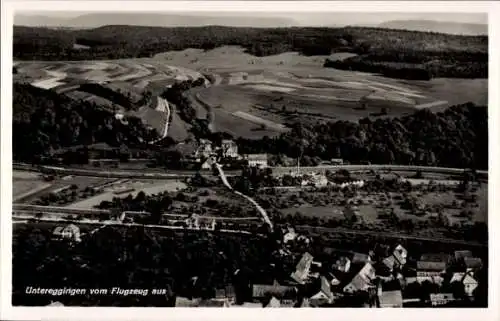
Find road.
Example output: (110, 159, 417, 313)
(12, 204, 260, 222)
(12, 214, 253, 236)
(215, 163, 274, 231)
(149, 97, 171, 144)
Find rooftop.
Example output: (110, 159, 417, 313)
(420, 253, 452, 263)
(416, 261, 447, 271)
(464, 257, 483, 269)
(379, 290, 403, 308)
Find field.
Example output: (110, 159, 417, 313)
(15, 45, 487, 141)
(66, 179, 186, 209)
(162, 46, 487, 137)
(13, 171, 53, 202)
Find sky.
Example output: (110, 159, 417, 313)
(16, 11, 487, 27)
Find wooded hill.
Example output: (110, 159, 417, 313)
(13, 25, 487, 79)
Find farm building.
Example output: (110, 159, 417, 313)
(245, 154, 268, 168)
(343, 262, 377, 293)
(221, 139, 239, 158)
(52, 224, 81, 243)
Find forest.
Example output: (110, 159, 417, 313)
(13, 25, 487, 79)
(11, 224, 281, 306)
(236, 103, 488, 170)
(12, 84, 158, 163)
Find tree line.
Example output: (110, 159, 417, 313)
(13, 25, 487, 79)
(236, 103, 487, 170)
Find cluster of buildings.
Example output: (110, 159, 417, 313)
(180, 231, 484, 308)
(173, 139, 268, 169)
(52, 224, 82, 243)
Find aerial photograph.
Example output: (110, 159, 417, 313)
(11, 10, 488, 308)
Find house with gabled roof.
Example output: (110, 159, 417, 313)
(450, 272, 478, 297)
(382, 244, 407, 272)
(310, 276, 335, 306)
(290, 252, 314, 284)
(343, 262, 377, 294)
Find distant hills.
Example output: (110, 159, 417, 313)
(14, 13, 299, 28)
(378, 20, 487, 36)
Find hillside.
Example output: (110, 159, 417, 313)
(379, 20, 487, 36)
(236, 103, 488, 170)
(12, 83, 158, 163)
(13, 25, 488, 79)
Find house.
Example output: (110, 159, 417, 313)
(194, 139, 214, 159)
(430, 293, 455, 306)
(464, 257, 483, 272)
(290, 252, 314, 284)
(378, 290, 403, 308)
(301, 173, 328, 187)
(416, 261, 446, 285)
(52, 224, 81, 243)
(343, 262, 377, 293)
(201, 155, 217, 170)
(382, 244, 408, 271)
(454, 250, 473, 262)
(310, 276, 334, 306)
(450, 272, 478, 297)
(252, 281, 297, 304)
(333, 256, 351, 273)
(393, 244, 408, 266)
(351, 252, 371, 265)
(221, 139, 239, 158)
(245, 154, 268, 168)
(283, 226, 298, 244)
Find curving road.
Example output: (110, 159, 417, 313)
(149, 97, 171, 144)
(215, 163, 274, 231)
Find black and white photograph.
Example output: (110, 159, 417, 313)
(1, 1, 498, 319)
